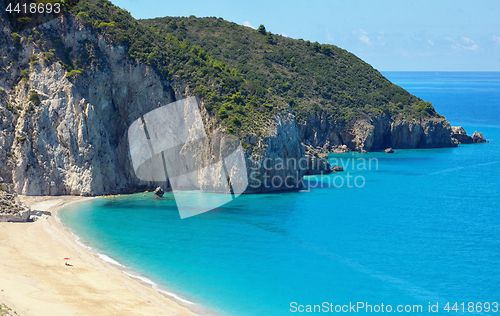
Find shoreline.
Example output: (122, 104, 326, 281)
(0, 195, 199, 316)
(56, 196, 218, 315)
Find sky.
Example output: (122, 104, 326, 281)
(110, 0, 500, 71)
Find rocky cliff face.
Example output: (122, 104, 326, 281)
(0, 10, 460, 196)
(0, 15, 176, 195)
(0, 12, 306, 195)
(299, 112, 457, 152)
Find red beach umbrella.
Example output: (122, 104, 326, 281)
(63, 258, 70, 260)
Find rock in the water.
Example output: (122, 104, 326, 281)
(331, 165, 344, 172)
(305, 157, 332, 175)
(451, 126, 473, 144)
(359, 149, 368, 153)
(451, 126, 487, 144)
(472, 131, 487, 143)
(385, 148, 394, 153)
(154, 187, 164, 198)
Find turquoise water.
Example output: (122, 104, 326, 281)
(60, 72, 500, 315)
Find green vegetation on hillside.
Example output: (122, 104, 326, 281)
(141, 16, 440, 123)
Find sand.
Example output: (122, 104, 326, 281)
(0, 196, 196, 316)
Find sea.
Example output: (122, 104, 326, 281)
(60, 72, 500, 315)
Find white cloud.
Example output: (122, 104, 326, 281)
(461, 37, 479, 51)
(448, 37, 480, 52)
(352, 29, 371, 45)
(242, 21, 255, 29)
(326, 29, 334, 42)
(358, 29, 372, 45)
(493, 35, 500, 45)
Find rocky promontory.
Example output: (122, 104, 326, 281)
(299, 114, 458, 153)
(451, 126, 487, 144)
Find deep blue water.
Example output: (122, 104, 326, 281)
(60, 72, 500, 315)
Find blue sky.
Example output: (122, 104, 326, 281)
(111, 0, 500, 71)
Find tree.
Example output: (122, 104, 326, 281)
(320, 44, 333, 56)
(415, 101, 436, 116)
(265, 31, 274, 44)
(312, 41, 320, 52)
(257, 24, 266, 35)
(218, 107, 228, 119)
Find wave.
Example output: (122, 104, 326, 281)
(121, 271, 195, 305)
(58, 212, 197, 308)
(97, 253, 124, 267)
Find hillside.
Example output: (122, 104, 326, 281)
(142, 16, 440, 125)
(0, 0, 456, 196)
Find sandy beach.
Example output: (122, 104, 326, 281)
(0, 196, 196, 316)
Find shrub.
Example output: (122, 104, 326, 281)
(218, 107, 228, 119)
(65, 69, 82, 79)
(98, 21, 115, 29)
(415, 100, 436, 116)
(231, 116, 242, 126)
(265, 32, 274, 44)
(43, 50, 56, 65)
(235, 105, 245, 114)
(11, 33, 21, 45)
(320, 44, 333, 56)
(76, 12, 89, 19)
(230, 92, 244, 105)
(29, 92, 41, 106)
(20, 69, 29, 81)
(312, 41, 320, 52)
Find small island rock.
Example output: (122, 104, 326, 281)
(451, 126, 473, 144)
(472, 131, 487, 143)
(154, 187, 164, 198)
(331, 165, 344, 172)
